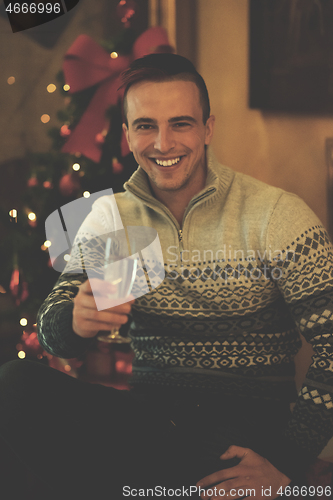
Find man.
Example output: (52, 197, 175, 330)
(1, 53, 332, 499)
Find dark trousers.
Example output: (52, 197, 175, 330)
(0, 359, 292, 499)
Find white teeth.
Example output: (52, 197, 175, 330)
(155, 157, 181, 166)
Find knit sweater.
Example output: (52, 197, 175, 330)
(37, 149, 333, 472)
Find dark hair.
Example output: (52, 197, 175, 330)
(120, 53, 211, 125)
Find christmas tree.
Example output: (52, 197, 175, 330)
(0, 1, 173, 369)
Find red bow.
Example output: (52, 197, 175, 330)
(61, 27, 173, 162)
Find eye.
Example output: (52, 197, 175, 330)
(173, 122, 191, 128)
(135, 124, 155, 131)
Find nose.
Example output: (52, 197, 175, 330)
(154, 126, 175, 153)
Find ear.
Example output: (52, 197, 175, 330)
(204, 115, 215, 146)
(122, 123, 132, 152)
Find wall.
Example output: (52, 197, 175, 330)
(196, 0, 333, 459)
(197, 0, 333, 227)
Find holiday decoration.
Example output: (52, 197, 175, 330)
(27, 211, 37, 228)
(43, 180, 53, 189)
(95, 131, 107, 145)
(8, 208, 17, 222)
(9, 265, 29, 306)
(16, 327, 83, 377)
(9, 267, 19, 298)
(112, 157, 124, 174)
(61, 27, 173, 162)
(27, 176, 38, 187)
(117, 0, 137, 26)
(17, 330, 45, 359)
(59, 172, 81, 197)
(60, 124, 71, 137)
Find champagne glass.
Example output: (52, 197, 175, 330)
(97, 235, 137, 344)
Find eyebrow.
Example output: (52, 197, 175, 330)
(131, 115, 197, 127)
(131, 117, 155, 127)
(169, 116, 197, 124)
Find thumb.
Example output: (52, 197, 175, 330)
(220, 445, 249, 460)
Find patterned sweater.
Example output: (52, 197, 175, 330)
(37, 149, 333, 472)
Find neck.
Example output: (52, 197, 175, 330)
(156, 192, 188, 227)
(150, 171, 207, 227)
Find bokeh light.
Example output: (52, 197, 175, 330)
(41, 114, 50, 124)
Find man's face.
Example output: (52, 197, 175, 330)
(123, 80, 215, 197)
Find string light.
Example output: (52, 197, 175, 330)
(64, 365, 71, 372)
(28, 212, 36, 221)
(110, 52, 118, 59)
(7, 76, 15, 85)
(63, 84, 70, 92)
(83, 191, 90, 198)
(64, 254, 70, 262)
(17, 351, 26, 359)
(47, 84, 56, 93)
(9, 209, 17, 219)
(41, 240, 52, 251)
(41, 114, 50, 124)
(20, 318, 28, 327)
(72, 163, 81, 171)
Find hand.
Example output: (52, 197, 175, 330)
(73, 278, 135, 338)
(196, 446, 291, 500)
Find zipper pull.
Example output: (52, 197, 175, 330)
(178, 229, 184, 261)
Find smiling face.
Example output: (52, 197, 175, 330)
(123, 79, 215, 201)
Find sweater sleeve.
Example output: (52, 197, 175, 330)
(37, 272, 95, 358)
(37, 197, 117, 358)
(266, 193, 333, 474)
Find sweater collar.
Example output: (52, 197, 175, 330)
(124, 147, 234, 206)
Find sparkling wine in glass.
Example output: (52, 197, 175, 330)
(97, 236, 137, 344)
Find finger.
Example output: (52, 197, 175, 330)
(76, 317, 125, 336)
(96, 299, 133, 314)
(75, 292, 101, 310)
(83, 278, 117, 296)
(88, 289, 135, 310)
(74, 296, 132, 324)
(197, 465, 241, 488)
(220, 445, 250, 460)
(78, 307, 130, 326)
(75, 291, 128, 312)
